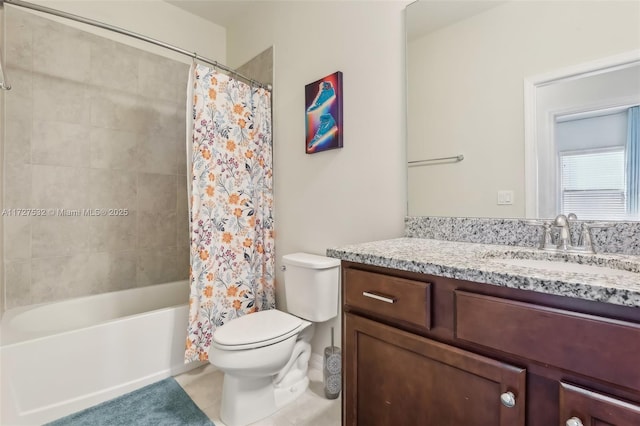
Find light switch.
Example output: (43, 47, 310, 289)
(497, 190, 514, 205)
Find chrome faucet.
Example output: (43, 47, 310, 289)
(552, 213, 575, 250)
(528, 213, 603, 254)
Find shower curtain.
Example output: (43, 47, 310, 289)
(185, 63, 275, 362)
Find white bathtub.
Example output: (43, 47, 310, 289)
(0, 280, 203, 425)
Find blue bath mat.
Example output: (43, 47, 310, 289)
(46, 377, 214, 426)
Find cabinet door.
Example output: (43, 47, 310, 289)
(559, 382, 640, 426)
(343, 313, 526, 426)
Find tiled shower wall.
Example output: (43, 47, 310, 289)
(3, 8, 190, 309)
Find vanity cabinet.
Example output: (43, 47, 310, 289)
(341, 262, 640, 426)
(344, 313, 526, 425)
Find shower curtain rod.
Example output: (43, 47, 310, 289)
(0, 0, 272, 91)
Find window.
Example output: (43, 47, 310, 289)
(559, 148, 626, 220)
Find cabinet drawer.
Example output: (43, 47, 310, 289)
(560, 382, 640, 426)
(455, 291, 640, 391)
(344, 269, 431, 330)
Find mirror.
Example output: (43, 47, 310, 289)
(525, 56, 640, 220)
(406, 0, 640, 220)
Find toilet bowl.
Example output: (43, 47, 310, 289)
(208, 253, 341, 426)
(209, 309, 314, 426)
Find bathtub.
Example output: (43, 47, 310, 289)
(0, 280, 203, 425)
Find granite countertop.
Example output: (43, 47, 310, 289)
(327, 237, 640, 308)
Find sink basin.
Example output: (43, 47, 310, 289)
(480, 249, 640, 278)
(493, 258, 638, 278)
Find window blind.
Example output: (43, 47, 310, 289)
(560, 148, 627, 220)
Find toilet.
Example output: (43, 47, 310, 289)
(208, 252, 341, 426)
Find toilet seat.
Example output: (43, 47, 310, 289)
(212, 310, 305, 351)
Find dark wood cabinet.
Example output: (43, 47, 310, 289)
(559, 382, 640, 426)
(341, 262, 640, 426)
(344, 312, 526, 425)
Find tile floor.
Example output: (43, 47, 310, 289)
(174, 365, 341, 426)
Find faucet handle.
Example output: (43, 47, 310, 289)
(576, 222, 610, 253)
(577, 223, 595, 253)
(525, 220, 555, 250)
(540, 221, 555, 250)
(578, 222, 610, 253)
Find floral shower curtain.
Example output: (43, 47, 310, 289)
(185, 63, 275, 362)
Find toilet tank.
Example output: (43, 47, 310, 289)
(282, 253, 341, 322)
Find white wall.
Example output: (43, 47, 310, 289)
(225, 1, 408, 357)
(408, 0, 640, 218)
(1, 6, 5, 317)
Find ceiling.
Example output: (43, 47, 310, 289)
(167, 0, 508, 40)
(406, 0, 508, 41)
(165, 0, 508, 40)
(166, 0, 255, 28)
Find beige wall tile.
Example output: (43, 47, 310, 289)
(177, 175, 190, 248)
(4, 9, 196, 309)
(31, 254, 93, 303)
(3, 216, 31, 260)
(104, 250, 138, 291)
(90, 127, 138, 170)
(4, 68, 33, 123)
(148, 102, 182, 140)
(88, 214, 137, 252)
(175, 104, 189, 176)
(89, 169, 137, 209)
(31, 165, 89, 209)
(90, 39, 139, 93)
(31, 121, 90, 167)
(138, 210, 177, 248)
(138, 102, 181, 174)
(4, 162, 32, 209)
(31, 216, 89, 258)
(85, 251, 137, 294)
(33, 25, 91, 83)
(175, 65, 190, 104)
(5, 117, 31, 165)
(176, 246, 190, 281)
(90, 90, 149, 132)
(138, 54, 182, 102)
(137, 247, 179, 286)
(138, 173, 177, 212)
(5, 9, 34, 70)
(137, 133, 178, 175)
(33, 75, 89, 125)
(4, 260, 32, 309)
(177, 132, 188, 176)
(83, 251, 111, 294)
(237, 47, 274, 86)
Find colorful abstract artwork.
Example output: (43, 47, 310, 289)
(305, 71, 343, 154)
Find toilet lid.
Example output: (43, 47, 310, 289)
(213, 310, 303, 347)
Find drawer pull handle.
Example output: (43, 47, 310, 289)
(500, 391, 516, 408)
(362, 291, 397, 304)
(566, 417, 584, 426)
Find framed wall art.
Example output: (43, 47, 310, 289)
(305, 71, 343, 154)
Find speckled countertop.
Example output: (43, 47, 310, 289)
(327, 238, 640, 308)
